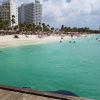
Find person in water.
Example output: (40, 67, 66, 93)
(73, 41, 76, 43)
(60, 40, 62, 43)
(96, 38, 98, 40)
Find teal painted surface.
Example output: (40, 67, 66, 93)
(0, 35, 100, 99)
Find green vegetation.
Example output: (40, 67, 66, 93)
(0, 19, 100, 34)
(60, 25, 100, 33)
(0, 19, 10, 30)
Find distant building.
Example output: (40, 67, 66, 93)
(0, 0, 18, 26)
(18, 0, 42, 25)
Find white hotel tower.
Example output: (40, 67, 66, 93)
(0, 0, 18, 26)
(18, 0, 42, 25)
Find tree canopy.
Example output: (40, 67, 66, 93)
(0, 19, 99, 34)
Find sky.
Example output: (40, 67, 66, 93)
(0, 0, 100, 29)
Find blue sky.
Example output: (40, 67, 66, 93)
(0, 0, 100, 29)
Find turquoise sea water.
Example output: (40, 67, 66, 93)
(0, 35, 100, 99)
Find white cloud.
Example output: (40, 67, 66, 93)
(5, 0, 100, 29)
(40, 0, 100, 29)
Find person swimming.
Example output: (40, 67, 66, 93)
(96, 38, 98, 40)
(60, 40, 62, 43)
(73, 41, 76, 43)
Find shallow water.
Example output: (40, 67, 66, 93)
(0, 35, 100, 99)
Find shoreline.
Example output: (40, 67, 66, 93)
(0, 34, 93, 49)
(0, 35, 71, 49)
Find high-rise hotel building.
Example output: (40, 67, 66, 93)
(18, 0, 42, 25)
(0, 0, 18, 26)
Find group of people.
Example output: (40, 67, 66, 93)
(59, 36, 76, 44)
(69, 40, 76, 44)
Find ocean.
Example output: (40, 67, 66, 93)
(0, 34, 100, 99)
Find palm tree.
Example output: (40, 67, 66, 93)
(5, 20, 10, 29)
(11, 15, 15, 30)
(51, 27, 55, 32)
(60, 25, 65, 32)
(0, 18, 3, 30)
(35, 25, 42, 32)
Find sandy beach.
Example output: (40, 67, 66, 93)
(0, 35, 74, 48)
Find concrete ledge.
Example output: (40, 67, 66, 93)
(0, 85, 94, 100)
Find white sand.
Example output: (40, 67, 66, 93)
(0, 35, 73, 48)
